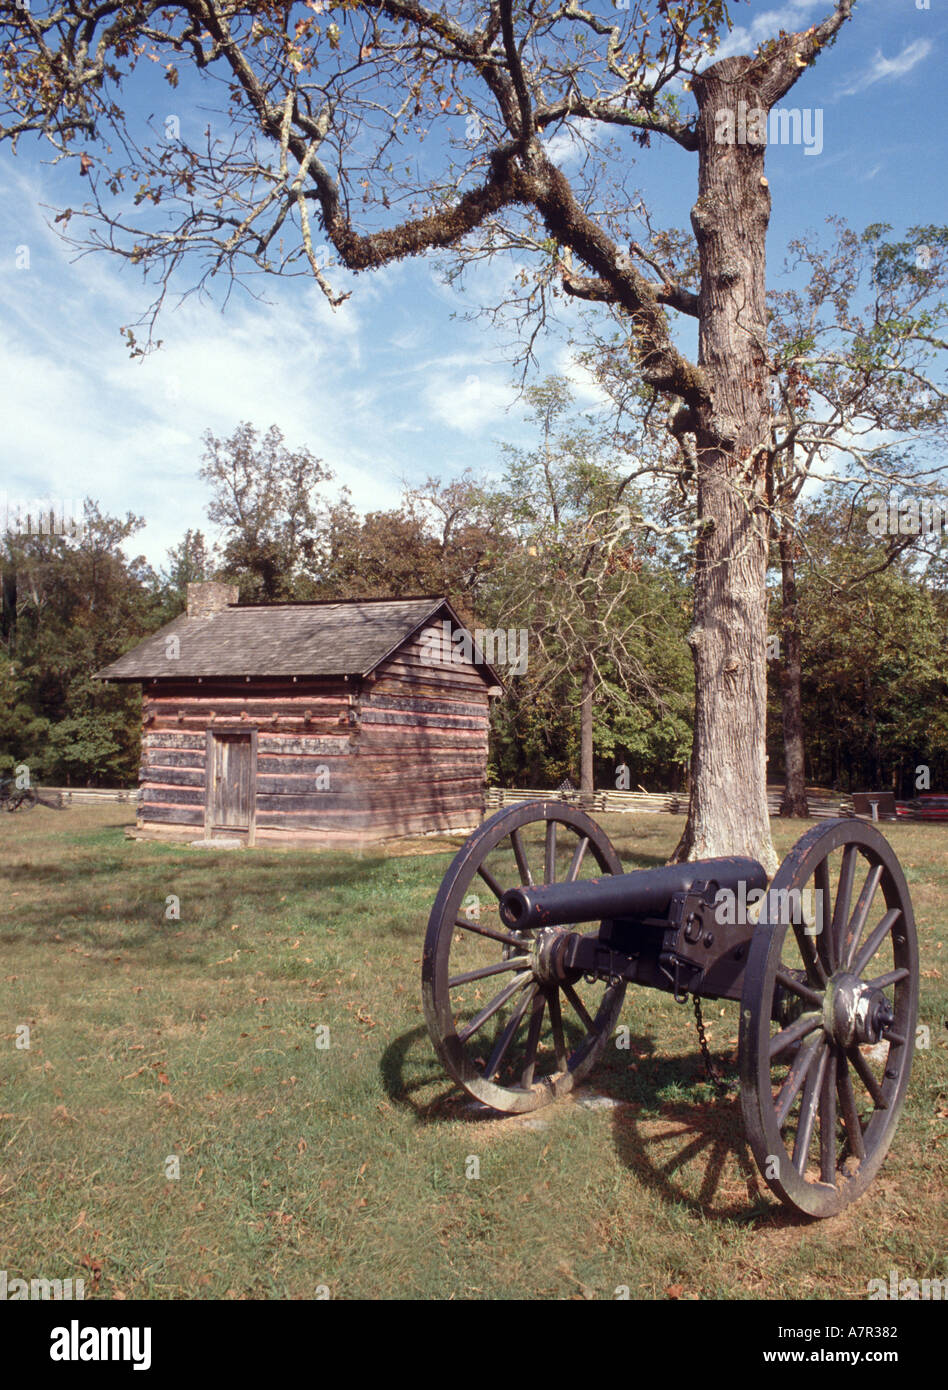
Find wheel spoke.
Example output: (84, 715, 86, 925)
(775, 968, 824, 1008)
(454, 917, 526, 949)
(509, 828, 534, 887)
(865, 966, 909, 991)
(792, 1042, 828, 1174)
(837, 1057, 866, 1161)
(844, 863, 884, 969)
(828, 844, 858, 973)
(457, 971, 533, 1043)
(851, 908, 902, 979)
(544, 821, 557, 884)
(520, 991, 546, 1089)
(566, 835, 590, 882)
(477, 862, 504, 901)
(769, 1011, 823, 1060)
(547, 987, 568, 1070)
(819, 1048, 838, 1184)
(449, 957, 531, 988)
(484, 983, 538, 1082)
(561, 981, 596, 1034)
(791, 922, 827, 990)
(775, 1033, 825, 1128)
(846, 1045, 888, 1109)
(814, 856, 833, 978)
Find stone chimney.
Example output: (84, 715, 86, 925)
(186, 581, 239, 619)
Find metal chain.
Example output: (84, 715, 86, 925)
(692, 995, 733, 1097)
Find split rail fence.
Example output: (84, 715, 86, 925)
(483, 787, 855, 818)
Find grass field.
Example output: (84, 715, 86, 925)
(0, 804, 945, 1300)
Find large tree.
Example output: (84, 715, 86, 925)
(589, 218, 948, 814)
(2, 0, 875, 868)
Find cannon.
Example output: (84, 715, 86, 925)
(421, 801, 919, 1217)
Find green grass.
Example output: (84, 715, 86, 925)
(0, 805, 945, 1300)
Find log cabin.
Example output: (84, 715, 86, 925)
(94, 586, 502, 846)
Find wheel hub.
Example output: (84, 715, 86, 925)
(826, 971, 895, 1048)
(531, 926, 576, 985)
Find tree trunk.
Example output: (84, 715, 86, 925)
(579, 654, 594, 796)
(672, 60, 779, 875)
(778, 524, 808, 816)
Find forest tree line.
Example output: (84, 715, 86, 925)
(2, 391, 946, 800)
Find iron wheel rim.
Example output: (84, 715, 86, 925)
(740, 818, 918, 1217)
(422, 800, 627, 1114)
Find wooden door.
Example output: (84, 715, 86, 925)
(206, 732, 255, 839)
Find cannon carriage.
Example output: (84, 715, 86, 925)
(421, 801, 918, 1218)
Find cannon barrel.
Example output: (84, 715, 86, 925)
(498, 857, 768, 933)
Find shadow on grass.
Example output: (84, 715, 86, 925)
(379, 1020, 806, 1226)
(615, 849, 679, 871)
(377, 1023, 479, 1122)
(593, 1039, 806, 1228)
(608, 1077, 804, 1229)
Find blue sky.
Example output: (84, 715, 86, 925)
(0, 0, 945, 571)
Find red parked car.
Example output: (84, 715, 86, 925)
(896, 794, 948, 821)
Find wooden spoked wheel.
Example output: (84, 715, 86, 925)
(740, 819, 918, 1217)
(422, 801, 627, 1114)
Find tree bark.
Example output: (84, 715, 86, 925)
(672, 60, 779, 875)
(580, 654, 594, 796)
(778, 524, 808, 816)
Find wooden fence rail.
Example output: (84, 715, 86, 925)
(484, 787, 855, 818)
(43, 787, 140, 806)
(40, 784, 856, 818)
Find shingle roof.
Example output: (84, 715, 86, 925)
(94, 596, 500, 682)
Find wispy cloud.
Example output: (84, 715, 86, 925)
(423, 370, 517, 434)
(714, 2, 823, 61)
(841, 39, 933, 97)
(541, 117, 600, 168)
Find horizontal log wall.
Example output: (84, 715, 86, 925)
(136, 637, 491, 842)
(139, 678, 354, 838)
(358, 632, 489, 835)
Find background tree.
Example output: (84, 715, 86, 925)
(0, 502, 161, 784)
(479, 377, 691, 794)
(767, 490, 948, 796)
(765, 221, 948, 812)
(0, 0, 872, 870)
(313, 473, 499, 616)
(154, 527, 214, 623)
(200, 422, 331, 601)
